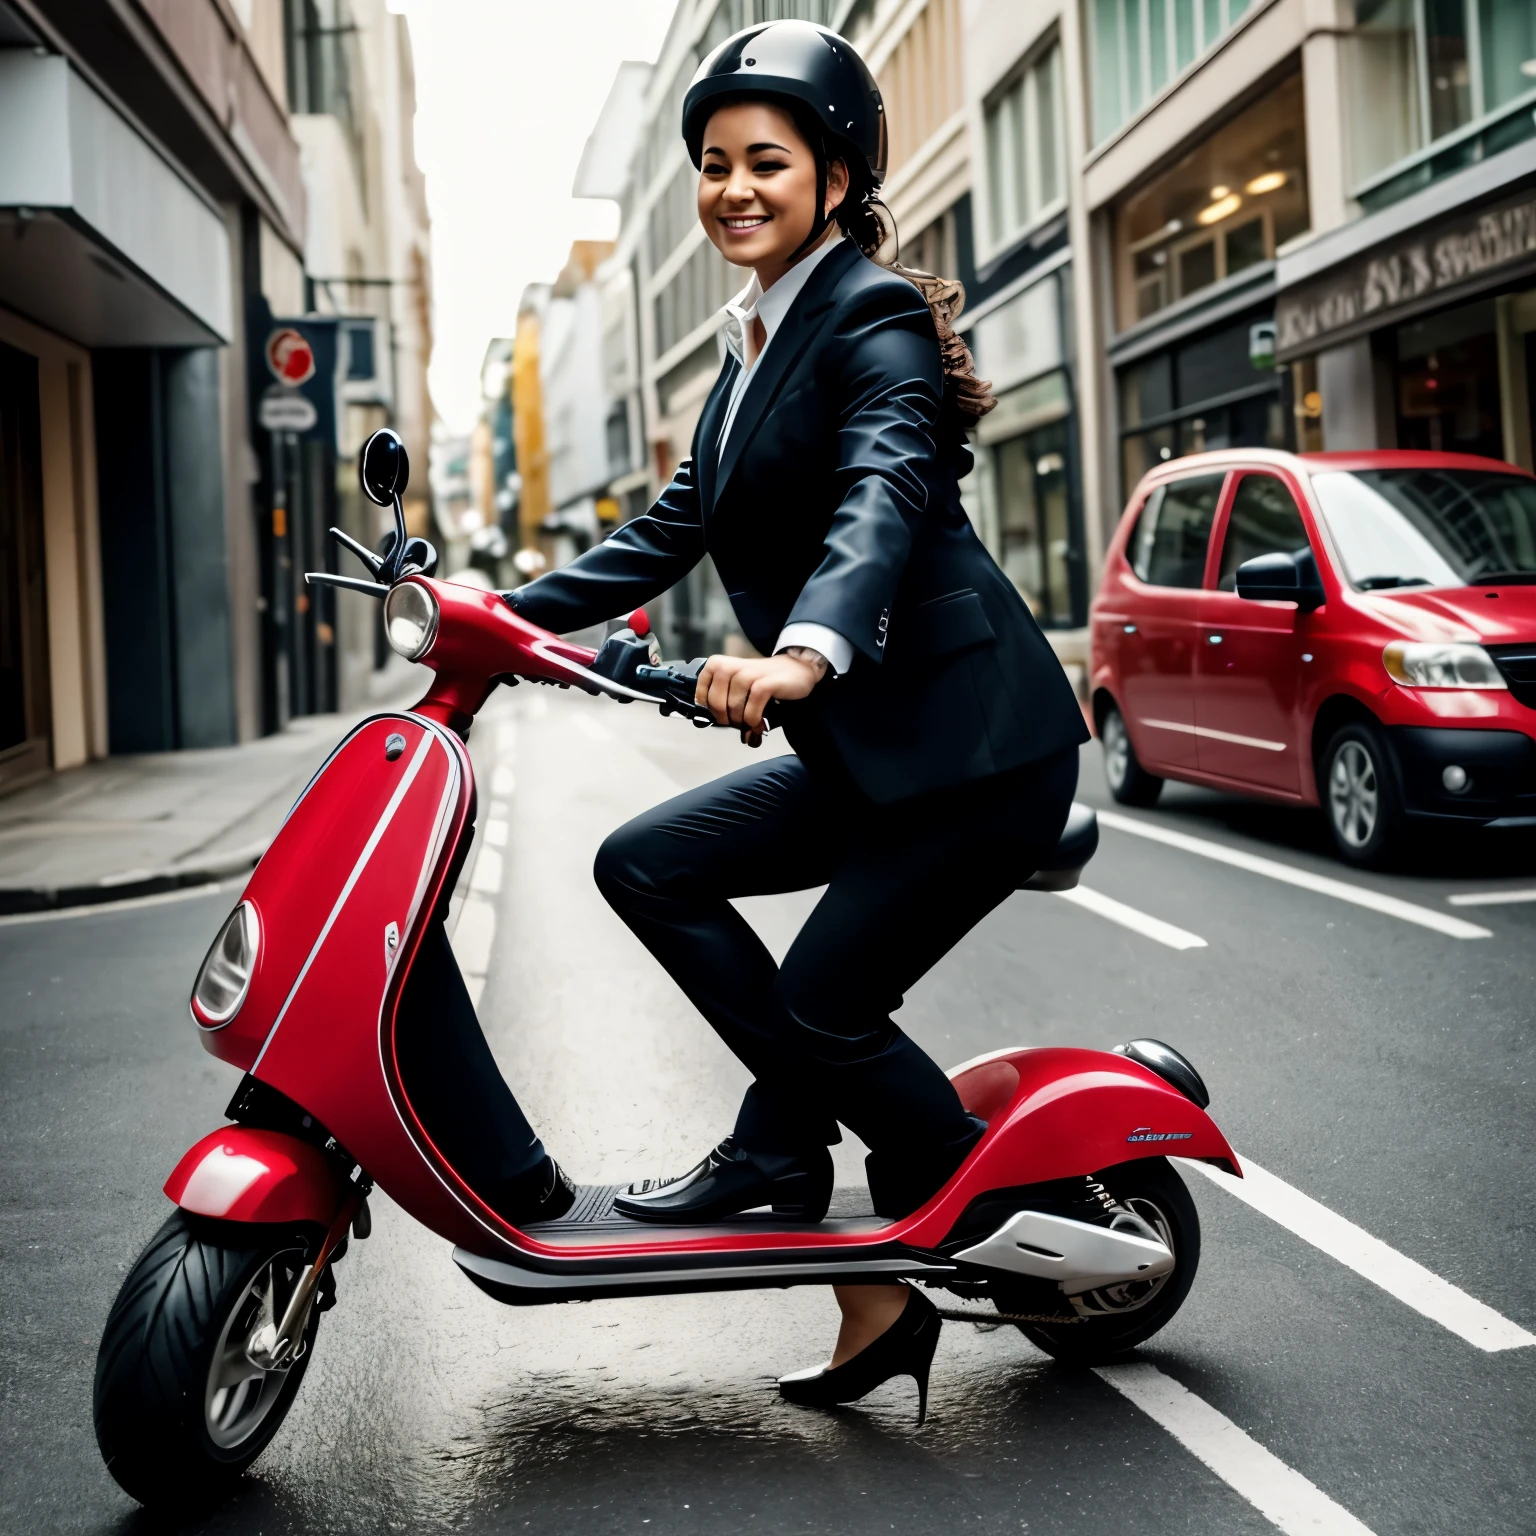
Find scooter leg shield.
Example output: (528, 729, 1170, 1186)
(164, 1126, 349, 1228)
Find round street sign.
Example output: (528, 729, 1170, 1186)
(258, 387, 318, 433)
(266, 327, 316, 386)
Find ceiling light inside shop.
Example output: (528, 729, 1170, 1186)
(1522, 59, 1536, 77)
(1198, 193, 1243, 225)
(1245, 171, 1287, 194)
(1210, 185, 1230, 198)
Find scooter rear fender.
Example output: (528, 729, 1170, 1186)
(898, 1047, 1241, 1251)
(165, 1126, 349, 1227)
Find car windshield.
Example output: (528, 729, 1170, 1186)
(1309, 468, 1536, 590)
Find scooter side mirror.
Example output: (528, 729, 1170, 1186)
(360, 428, 410, 506)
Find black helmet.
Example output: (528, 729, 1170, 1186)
(682, 20, 887, 187)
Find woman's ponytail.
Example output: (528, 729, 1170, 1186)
(834, 179, 996, 425)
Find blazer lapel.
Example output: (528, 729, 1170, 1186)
(712, 240, 860, 515)
(695, 357, 737, 518)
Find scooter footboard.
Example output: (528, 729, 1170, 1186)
(165, 1126, 350, 1228)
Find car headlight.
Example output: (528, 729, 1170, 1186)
(192, 902, 259, 1025)
(1383, 641, 1507, 689)
(384, 581, 439, 661)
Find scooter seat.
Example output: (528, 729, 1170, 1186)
(1018, 801, 1098, 892)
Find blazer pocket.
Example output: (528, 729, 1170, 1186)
(905, 589, 996, 660)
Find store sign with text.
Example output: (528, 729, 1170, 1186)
(1276, 190, 1536, 359)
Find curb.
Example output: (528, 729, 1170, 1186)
(0, 842, 267, 917)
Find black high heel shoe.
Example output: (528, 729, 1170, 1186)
(777, 1285, 940, 1424)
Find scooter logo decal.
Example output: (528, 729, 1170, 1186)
(384, 922, 400, 967)
(1126, 1127, 1193, 1143)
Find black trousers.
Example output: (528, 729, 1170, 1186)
(594, 744, 1078, 1162)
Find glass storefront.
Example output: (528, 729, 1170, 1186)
(1118, 310, 1290, 494)
(1393, 297, 1505, 459)
(1115, 72, 1309, 327)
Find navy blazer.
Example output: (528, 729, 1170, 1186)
(506, 240, 1088, 803)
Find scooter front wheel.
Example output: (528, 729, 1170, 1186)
(997, 1157, 1200, 1365)
(94, 1210, 322, 1508)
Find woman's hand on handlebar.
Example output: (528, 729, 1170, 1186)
(696, 650, 826, 747)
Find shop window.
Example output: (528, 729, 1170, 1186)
(1394, 298, 1504, 459)
(1117, 73, 1308, 329)
(1091, 0, 1255, 145)
(994, 420, 1074, 626)
(984, 41, 1065, 252)
(901, 205, 958, 283)
(1127, 474, 1225, 587)
(1216, 476, 1311, 589)
(1349, 0, 1536, 207)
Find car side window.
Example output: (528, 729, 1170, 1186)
(1217, 475, 1312, 591)
(1127, 473, 1225, 588)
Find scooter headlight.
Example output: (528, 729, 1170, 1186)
(1383, 640, 1506, 689)
(192, 902, 259, 1026)
(385, 581, 439, 662)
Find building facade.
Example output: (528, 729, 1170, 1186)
(0, 0, 431, 795)
(570, 0, 1536, 673)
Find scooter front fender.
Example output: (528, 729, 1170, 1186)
(165, 1126, 348, 1227)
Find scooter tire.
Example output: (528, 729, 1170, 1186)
(1000, 1158, 1200, 1366)
(94, 1209, 320, 1509)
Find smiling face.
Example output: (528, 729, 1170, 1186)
(697, 100, 849, 288)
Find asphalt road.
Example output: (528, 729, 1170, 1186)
(4, 683, 1535, 1535)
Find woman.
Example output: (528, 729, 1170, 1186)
(504, 21, 1088, 1416)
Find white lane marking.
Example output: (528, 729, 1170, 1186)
(491, 765, 515, 798)
(488, 799, 509, 819)
(1179, 1157, 1536, 1352)
(1141, 717, 1286, 752)
(451, 896, 495, 977)
(0, 881, 225, 927)
(1096, 1363, 1378, 1536)
(469, 847, 504, 896)
(1098, 810, 1492, 940)
(484, 817, 508, 849)
(1055, 884, 1208, 950)
(573, 714, 612, 742)
(1447, 888, 1536, 907)
(497, 722, 516, 755)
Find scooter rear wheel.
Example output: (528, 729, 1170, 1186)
(998, 1158, 1199, 1365)
(94, 1210, 321, 1508)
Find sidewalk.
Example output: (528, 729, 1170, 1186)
(0, 660, 430, 914)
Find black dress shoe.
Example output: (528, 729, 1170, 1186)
(778, 1285, 940, 1423)
(493, 1156, 576, 1225)
(613, 1138, 833, 1224)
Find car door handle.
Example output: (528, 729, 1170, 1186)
(1206, 633, 1223, 645)
(1123, 623, 1137, 634)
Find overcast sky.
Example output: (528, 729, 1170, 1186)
(390, 0, 677, 433)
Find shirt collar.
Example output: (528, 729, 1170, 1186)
(721, 234, 842, 365)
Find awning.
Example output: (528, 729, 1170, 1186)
(0, 52, 231, 346)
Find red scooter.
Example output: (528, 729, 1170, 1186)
(93, 431, 1241, 1508)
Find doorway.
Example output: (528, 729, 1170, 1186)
(0, 340, 50, 791)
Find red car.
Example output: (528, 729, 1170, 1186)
(1089, 449, 1536, 865)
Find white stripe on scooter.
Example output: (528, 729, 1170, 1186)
(1179, 1157, 1536, 1351)
(1098, 810, 1492, 940)
(1095, 1363, 1379, 1536)
(251, 731, 437, 1073)
(1055, 884, 1208, 950)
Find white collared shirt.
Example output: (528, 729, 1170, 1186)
(717, 234, 853, 676)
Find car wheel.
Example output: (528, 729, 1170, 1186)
(1323, 719, 1403, 868)
(1101, 702, 1163, 807)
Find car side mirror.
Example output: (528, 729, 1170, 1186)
(359, 428, 409, 506)
(1235, 548, 1325, 611)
